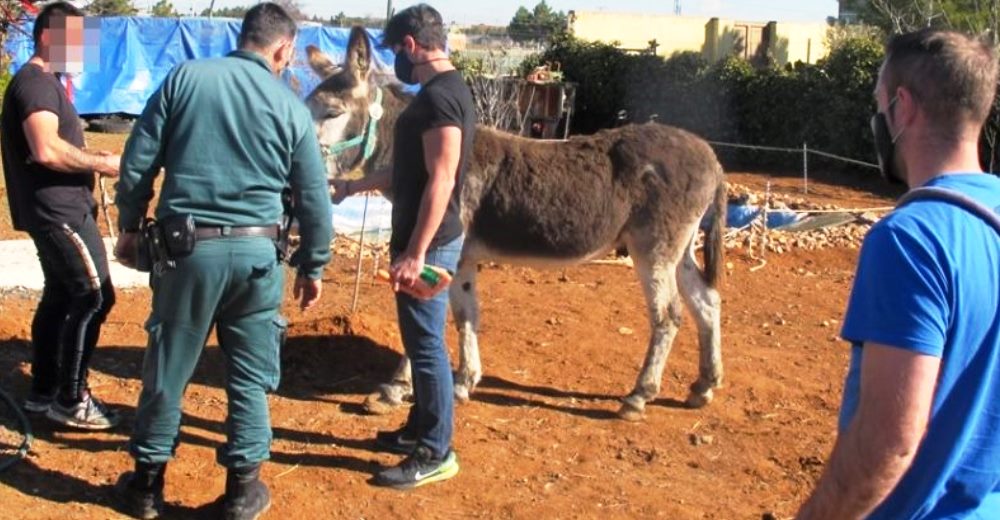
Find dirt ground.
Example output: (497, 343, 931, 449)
(0, 132, 893, 519)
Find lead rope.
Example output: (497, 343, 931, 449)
(350, 193, 371, 314)
(83, 132, 117, 242)
(99, 178, 116, 242)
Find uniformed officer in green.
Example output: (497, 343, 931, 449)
(111, 4, 332, 519)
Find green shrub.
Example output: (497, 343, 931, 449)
(522, 33, 635, 133)
(522, 32, 1000, 173)
(0, 67, 12, 106)
(526, 34, 886, 171)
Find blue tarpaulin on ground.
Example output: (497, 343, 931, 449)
(727, 203, 802, 229)
(700, 203, 803, 232)
(4, 17, 395, 115)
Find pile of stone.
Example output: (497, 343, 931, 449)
(282, 234, 389, 261)
(727, 223, 873, 254)
(331, 234, 390, 259)
(724, 183, 887, 254)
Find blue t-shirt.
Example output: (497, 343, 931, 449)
(840, 173, 1000, 519)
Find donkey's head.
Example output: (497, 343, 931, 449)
(305, 26, 401, 178)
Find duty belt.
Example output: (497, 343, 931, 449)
(194, 225, 280, 241)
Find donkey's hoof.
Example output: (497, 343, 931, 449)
(685, 389, 714, 409)
(363, 392, 400, 415)
(617, 402, 646, 422)
(454, 384, 471, 403)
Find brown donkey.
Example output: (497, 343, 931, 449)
(305, 27, 726, 420)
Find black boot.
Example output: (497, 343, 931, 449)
(222, 464, 271, 520)
(114, 462, 166, 519)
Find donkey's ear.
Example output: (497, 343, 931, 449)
(307, 45, 338, 79)
(345, 25, 373, 80)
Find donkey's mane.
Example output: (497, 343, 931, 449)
(367, 75, 413, 103)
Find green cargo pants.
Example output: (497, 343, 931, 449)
(128, 236, 286, 468)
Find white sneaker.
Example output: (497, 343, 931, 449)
(46, 394, 121, 430)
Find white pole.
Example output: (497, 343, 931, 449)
(351, 193, 370, 314)
(762, 180, 770, 259)
(802, 142, 809, 195)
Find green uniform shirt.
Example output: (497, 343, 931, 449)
(116, 50, 332, 279)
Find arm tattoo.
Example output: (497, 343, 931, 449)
(60, 142, 102, 173)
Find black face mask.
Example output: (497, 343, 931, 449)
(870, 97, 905, 185)
(394, 51, 417, 85)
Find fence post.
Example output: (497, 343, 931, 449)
(802, 142, 809, 195)
(761, 180, 771, 260)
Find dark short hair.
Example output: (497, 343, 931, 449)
(238, 2, 297, 49)
(883, 29, 998, 130)
(381, 4, 447, 51)
(33, 1, 83, 50)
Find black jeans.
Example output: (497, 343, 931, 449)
(29, 212, 115, 403)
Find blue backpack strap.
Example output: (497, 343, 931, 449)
(897, 186, 1000, 236)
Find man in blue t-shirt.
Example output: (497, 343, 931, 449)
(797, 30, 1000, 519)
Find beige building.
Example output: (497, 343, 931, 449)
(567, 11, 830, 66)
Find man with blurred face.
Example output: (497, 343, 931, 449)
(0, 1, 121, 430)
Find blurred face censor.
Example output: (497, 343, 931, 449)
(42, 16, 101, 74)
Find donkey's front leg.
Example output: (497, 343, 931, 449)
(450, 259, 482, 402)
(363, 355, 413, 415)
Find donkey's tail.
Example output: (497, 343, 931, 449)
(702, 178, 726, 288)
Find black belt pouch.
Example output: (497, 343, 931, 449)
(160, 214, 197, 258)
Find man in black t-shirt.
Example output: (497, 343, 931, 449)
(333, 3, 476, 490)
(0, 2, 121, 430)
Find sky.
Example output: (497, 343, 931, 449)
(162, 0, 840, 26)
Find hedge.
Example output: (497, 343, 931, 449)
(522, 34, 1000, 173)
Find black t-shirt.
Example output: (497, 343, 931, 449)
(1, 63, 93, 233)
(390, 70, 476, 253)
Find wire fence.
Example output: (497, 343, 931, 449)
(706, 140, 880, 197)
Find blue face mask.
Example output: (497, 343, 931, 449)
(394, 50, 417, 85)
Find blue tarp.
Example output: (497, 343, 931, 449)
(700, 203, 803, 232)
(5, 17, 396, 115)
(727, 203, 802, 229)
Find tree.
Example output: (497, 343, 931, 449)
(272, 0, 305, 21)
(507, 1, 567, 43)
(200, 5, 250, 18)
(452, 49, 523, 132)
(462, 24, 508, 37)
(151, 0, 177, 17)
(86, 0, 138, 16)
(849, 0, 942, 32)
(200, 1, 306, 20)
(0, 0, 35, 99)
(848, 0, 1000, 39)
(326, 12, 384, 28)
